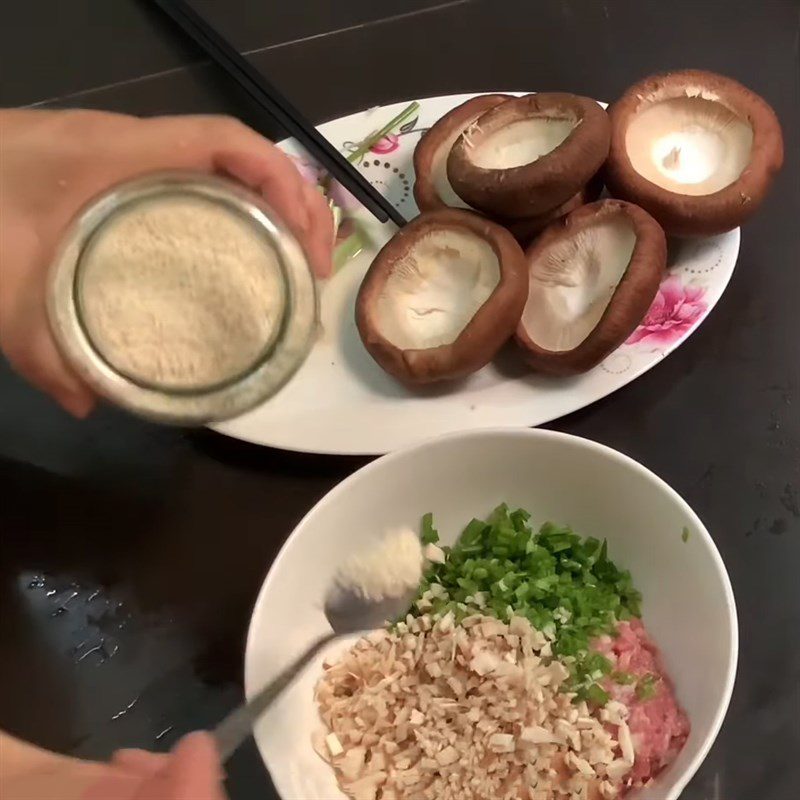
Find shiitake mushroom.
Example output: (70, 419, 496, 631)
(363, 77, 771, 384)
(356, 209, 528, 383)
(413, 94, 512, 212)
(604, 70, 784, 236)
(500, 171, 605, 246)
(447, 93, 611, 219)
(516, 199, 666, 375)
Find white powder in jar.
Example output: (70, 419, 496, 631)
(78, 193, 285, 390)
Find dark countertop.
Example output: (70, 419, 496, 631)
(1, 1, 798, 798)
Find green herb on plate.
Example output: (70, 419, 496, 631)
(341, 102, 420, 169)
(323, 101, 420, 271)
(333, 218, 371, 271)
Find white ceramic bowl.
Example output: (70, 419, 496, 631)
(245, 429, 737, 800)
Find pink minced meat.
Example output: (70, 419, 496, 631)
(595, 619, 690, 789)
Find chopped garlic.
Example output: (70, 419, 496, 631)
(437, 611, 455, 634)
(618, 720, 635, 764)
(409, 709, 424, 726)
(436, 746, 459, 766)
(470, 651, 500, 676)
(521, 725, 562, 745)
(315, 614, 627, 800)
(326, 733, 344, 757)
(605, 758, 633, 782)
(423, 543, 446, 564)
(489, 733, 516, 753)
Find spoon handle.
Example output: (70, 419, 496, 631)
(213, 632, 337, 761)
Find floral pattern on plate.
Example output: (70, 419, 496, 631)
(628, 277, 709, 348)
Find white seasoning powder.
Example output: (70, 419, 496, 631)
(78, 194, 285, 389)
(337, 529, 424, 602)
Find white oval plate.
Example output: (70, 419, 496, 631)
(212, 93, 740, 455)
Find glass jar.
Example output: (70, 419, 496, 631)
(47, 171, 316, 424)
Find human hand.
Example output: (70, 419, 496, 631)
(0, 108, 334, 417)
(82, 732, 227, 800)
(0, 730, 226, 800)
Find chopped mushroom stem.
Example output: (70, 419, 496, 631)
(315, 614, 632, 800)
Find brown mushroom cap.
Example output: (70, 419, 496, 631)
(516, 199, 666, 375)
(447, 93, 611, 219)
(413, 94, 512, 212)
(356, 209, 528, 384)
(604, 70, 784, 236)
(500, 171, 605, 246)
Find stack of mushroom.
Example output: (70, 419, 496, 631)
(356, 71, 783, 381)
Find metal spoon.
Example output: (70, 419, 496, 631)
(212, 583, 417, 761)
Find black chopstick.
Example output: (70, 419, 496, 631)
(149, 0, 407, 228)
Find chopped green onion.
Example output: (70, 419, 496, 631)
(582, 683, 610, 706)
(636, 673, 660, 700)
(461, 519, 487, 544)
(612, 670, 637, 685)
(421, 512, 439, 545)
(408, 505, 643, 704)
(682, 526, 690, 543)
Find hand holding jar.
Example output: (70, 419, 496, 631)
(0, 109, 334, 418)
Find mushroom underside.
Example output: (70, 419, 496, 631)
(521, 215, 637, 352)
(467, 116, 578, 170)
(431, 115, 484, 208)
(374, 230, 500, 350)
(625, 96, 753, 196)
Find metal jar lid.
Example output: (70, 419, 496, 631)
(47, 171, 317, 424)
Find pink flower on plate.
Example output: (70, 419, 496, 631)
(290, 155, 361, 212)
(328, 180, 361, 212)
(627, 276, 708, 347)
(291, 155, 324, 185)
(370, 133, 400, 154)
